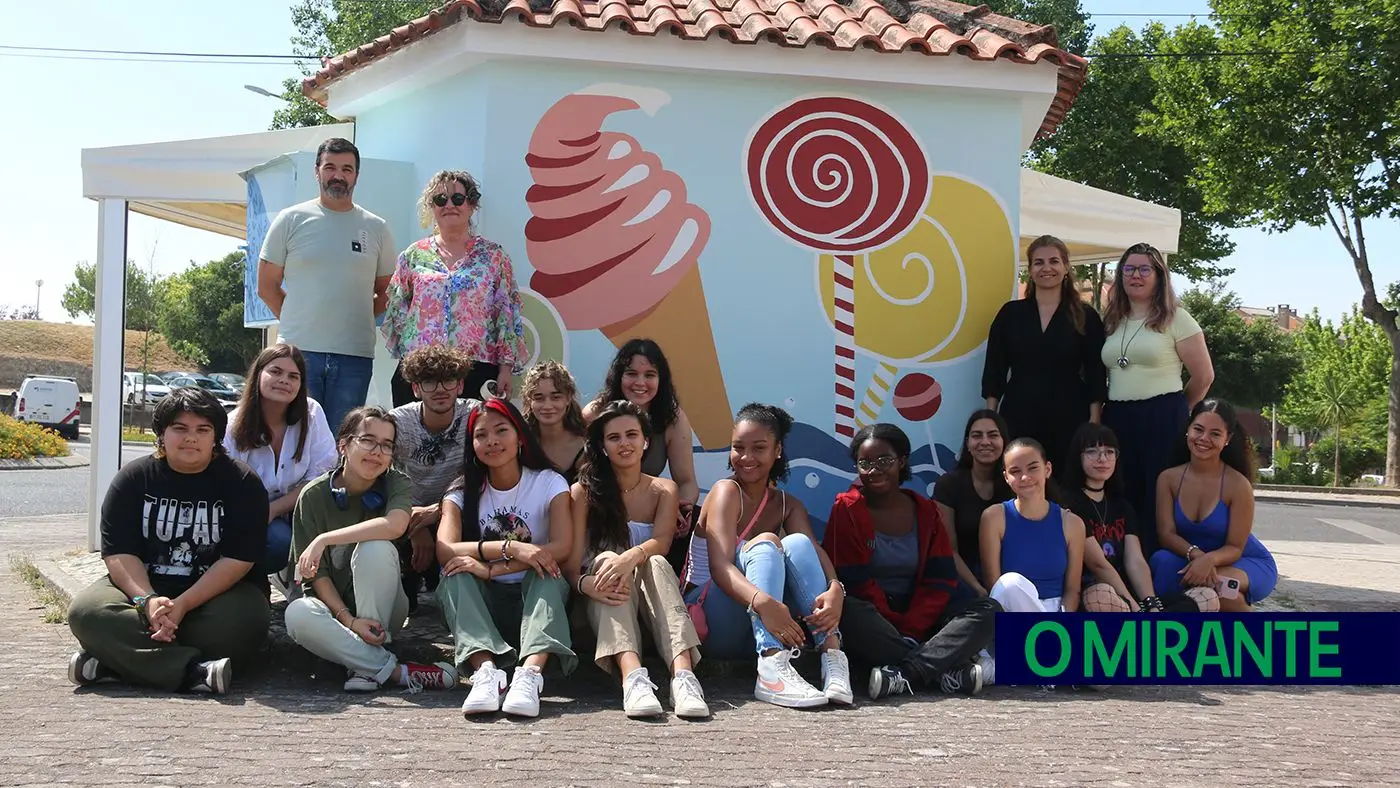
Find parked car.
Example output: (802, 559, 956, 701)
(166, 374, 240, 410)
(209, 372, 247, 393)
(13, 375, 81, 439)
(159, 370, 196, 383)
(122, 371, 171, 405)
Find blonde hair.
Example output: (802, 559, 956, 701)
(1103, 243, 1179, 333)
(416, 170, 482, 229)
(521, 360, 586, 437)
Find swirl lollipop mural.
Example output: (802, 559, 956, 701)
(745, 96, 931, 438)
(510, 289, 570, 396)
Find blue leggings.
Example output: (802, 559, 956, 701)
(256, 515, 293, 576)
(683, 533, 836, 659)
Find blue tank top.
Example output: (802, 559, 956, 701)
(1000, 500, 1068, 600)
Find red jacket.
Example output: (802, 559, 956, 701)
(822, 486, 958, 640)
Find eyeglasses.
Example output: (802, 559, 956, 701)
(856, 455, 898, 473)
(418, 379, 459, 392)
(352, 435, 396, 455)
(1082, 447, 1118, 460)
(431, 193, 468, 208)
(1121, 265, 1156, 278)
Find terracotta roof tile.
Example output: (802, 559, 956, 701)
(303, 0, 1087, 138)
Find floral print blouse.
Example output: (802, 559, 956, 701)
(381, 236, 527, 371)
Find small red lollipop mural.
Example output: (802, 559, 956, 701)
(744, 96, 931, 438)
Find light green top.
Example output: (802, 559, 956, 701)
(1101, 307, 1203, 402)
(260, 198, 396, 358)
(290, 467, 412, 612)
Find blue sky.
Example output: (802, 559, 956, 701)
(1, 0, 1393, 324)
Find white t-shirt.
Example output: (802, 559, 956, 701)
(222, 397, 338, 502)
(444, 468, 570, 584)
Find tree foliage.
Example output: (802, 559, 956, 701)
(1030, 23, 1240, 278)
(1282, 308, 1392, 484)
(157, 252, 263, 373)
(270, 0, 440, 129)
(0, 305, 40, 321)
(1149, 0, 1400, 482)
(1180, 284, 1300, 410)
(60, 261, 162, 331)
(987, 0, 1093, 53)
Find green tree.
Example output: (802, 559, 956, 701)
(1180, 284, 1300, 410)
(1149, 0, 1400, 484)
(1029, 23, 1241, 280)
(60, 261, 162, 331)
(1282, 309, 1392, 485)
(270, 0, 440, 129)
(158, 251, 263, 373)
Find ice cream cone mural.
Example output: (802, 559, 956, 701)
(744, 96, 933, 438)
(524, 84, 733, 448)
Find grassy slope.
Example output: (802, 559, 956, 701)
(0, 320, 191, 371)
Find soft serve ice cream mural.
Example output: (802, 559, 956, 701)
(520, 86, 1015, 535)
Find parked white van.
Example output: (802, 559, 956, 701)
(13, 375, 81, 439)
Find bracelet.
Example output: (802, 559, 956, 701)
(331, 607, 350, 623)
(747, 590, 762, 614)
(829, 579, 846, 598)
(1186, 545, 1202, 561)
(476, 541, 486, 561)
(576, 575, 589, 595)
(503, 541, 512, 561)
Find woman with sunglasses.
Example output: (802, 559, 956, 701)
(1100, 243, 1214, 555)
(436, 399, 576, 718)
(824, 424, 998, 700)
(284, 406, 459, 693)
(982, 235, 1107, 479)
(382, 170, 526, 406)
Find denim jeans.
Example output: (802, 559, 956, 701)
(256, 515, 292, 576)
(302, 351, 374, 436)
(684, 533, 836, 658)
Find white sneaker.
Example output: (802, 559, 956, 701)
(622, 667, 664, 718)
(976, 653, 997, 686)
(343, 670, 379, 692)
(671, 670, 711, 719)
(188, 658, 231, 694)
(820, 649, 854, 705)
(461, 661, 508, 716)
(755, 649, 827, 708)
(501, 666, 545, 718)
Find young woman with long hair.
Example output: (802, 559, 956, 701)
(584, 339, 699, 523)
(931, 409, 1013, 590)
(223, 343, 337, 581)
(283, 407, 458, 693)
(682, 403, 853, 709)
(1059, 423, 1218, 613)
(1152, 398, 1276, 612)
(521, 360, 587, 484)
(566, 400, 708, 719)
(982, 235, 1107, 475)
(1100, 243, 1215, 553)
(979, 438, 1086, 614)
(823, 424, 999, 700)
(435, 399, 575, 718)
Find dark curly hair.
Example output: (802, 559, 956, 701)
(849, 423, 913, 483)
(446, 399, 555, 538)
(734, 402, 793, 483)
(577, 400, 653, 555)
(596, 338, 679, 435)
(399, 344, 472, 386)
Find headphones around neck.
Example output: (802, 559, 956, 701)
(329, 466, 387, 513)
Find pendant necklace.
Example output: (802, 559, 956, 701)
(1117, 317, 1149, 369)
(1083, 486, 1109, 527)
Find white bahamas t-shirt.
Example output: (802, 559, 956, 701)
(444, 468, 570, 584)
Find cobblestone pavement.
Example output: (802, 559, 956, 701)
(4, 515, 1399, 786)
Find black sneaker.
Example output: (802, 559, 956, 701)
(187, 658, 232, 694)
(938, 664, 984, 696)
(868, 665, 914, 700)
(68, 650, 117, 687)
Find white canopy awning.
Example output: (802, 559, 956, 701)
(1019, 167, 1181, 265)
(81, 123, 355, 237)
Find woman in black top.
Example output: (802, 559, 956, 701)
(1059, 422, 1218, 613)
(932, 410, 1012, 594)
(982, 235, 1107, 474)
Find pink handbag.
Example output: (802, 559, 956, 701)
(686, 488, 769, 642)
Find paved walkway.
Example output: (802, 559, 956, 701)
(3, 513, 1399, 786)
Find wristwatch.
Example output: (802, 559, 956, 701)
(131, 594, 152, 619)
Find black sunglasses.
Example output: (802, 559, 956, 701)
(432, 193, 469, 208)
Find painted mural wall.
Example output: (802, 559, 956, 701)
(352, 61, 1023, 537)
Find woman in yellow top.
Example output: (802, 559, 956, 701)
(1099, 243, 1214, 557)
